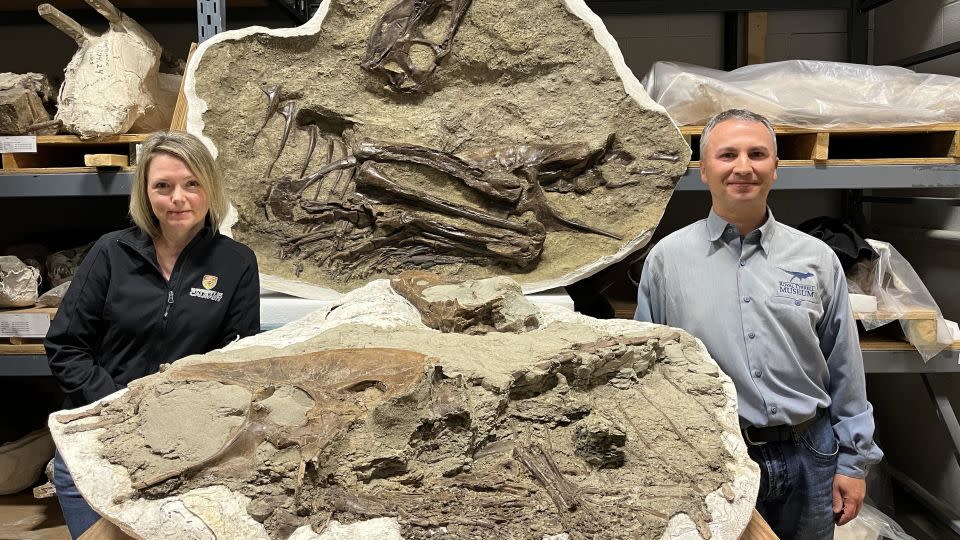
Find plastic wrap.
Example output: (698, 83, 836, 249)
(847, 240, 951, 361)
(835, 504, 916, 540)
(642, 60, 960, 128)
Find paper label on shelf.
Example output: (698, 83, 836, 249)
(0, 136, 38, 153)
(0, 313, 49, 337)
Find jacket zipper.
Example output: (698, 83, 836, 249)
(163, 290, 174, 318)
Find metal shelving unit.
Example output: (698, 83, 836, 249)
(3, 164, 960, 198)
(0, 172, 134, 197)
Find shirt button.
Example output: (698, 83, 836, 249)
(794, 300, 801, 306)
(752, 369, 761, 378)
(739, 261, 745, 267)
(770, 406, 778, 414)
(748, 332, 756, 339)
(743, 296, 751, 303)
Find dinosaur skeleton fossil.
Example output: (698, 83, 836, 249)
(362, 0, 474, 93)
(254, 96, 678, 280)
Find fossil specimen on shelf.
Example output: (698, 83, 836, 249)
(184, 0, 691, 295)
(39, 0, 179, 138)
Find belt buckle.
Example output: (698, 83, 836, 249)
(742, 427, 766, 446)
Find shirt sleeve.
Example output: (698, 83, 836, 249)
(218, 251, 261, 347)
(634, 251, 665, 324)
(44, 239, 121, 405)
(817, 253, 884, 478)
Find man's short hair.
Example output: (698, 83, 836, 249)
(699, 109, 778, 158)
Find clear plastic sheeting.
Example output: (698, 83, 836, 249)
(642, 60, 960, 128)
(847, 240, 951, 361)
(835, 504, 916, 540)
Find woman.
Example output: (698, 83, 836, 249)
(45, 130, 261, 538)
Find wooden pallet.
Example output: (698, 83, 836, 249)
(681, 123, 960, 166)
(0, 133, 147, 174)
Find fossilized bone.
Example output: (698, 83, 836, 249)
(265, 101, 298, 178)
(60, 348, 429, 491)
(362, 0, 473, 93)
(253, 84, 281, 140)
(39, 0, 177, 138)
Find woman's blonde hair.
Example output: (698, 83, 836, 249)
(129, 130, 229, 239)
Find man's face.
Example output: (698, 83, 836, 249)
(699, 119, 778, 210)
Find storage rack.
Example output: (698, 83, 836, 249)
(2, 0, 960, 535)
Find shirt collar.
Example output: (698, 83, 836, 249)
(706, 207, 777, 252)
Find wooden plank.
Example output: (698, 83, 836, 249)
(745, 12, 767, 66)
(740, 509, 779, 539)
(679, 124, 960, 136)
(84, 154, 128, 168)
(1, 0, 269, 10)
(0, 343, 45, 355)
(0, 166, 135, 174)
(0, 306, 56, 318)
(170, 43, 198, 132)
(813, 132, 829, 161)
(33, 134, 149, 145)
(854, 309, 937, 321)
(78, 518, 135, 540)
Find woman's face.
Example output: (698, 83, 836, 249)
(147, 153, 209, 240)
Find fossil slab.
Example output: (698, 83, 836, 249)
(50, 275, 757, 540)
(184, 0, 690, 297)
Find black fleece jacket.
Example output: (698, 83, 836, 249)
(45, 224, 260, 408)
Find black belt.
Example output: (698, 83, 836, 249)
(741, 415, 817, 446)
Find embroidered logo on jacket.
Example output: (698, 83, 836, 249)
(191, 275, 223, 302)
(202, 274, 218, 289)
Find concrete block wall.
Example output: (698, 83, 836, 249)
(603, 13, 724, 79)
(874, 0, 960, 75)
(766, 10, 849, 63)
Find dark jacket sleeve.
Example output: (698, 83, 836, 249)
(218, 250, 260, 347)
(45, 239, 120, 404)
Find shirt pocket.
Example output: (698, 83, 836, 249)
(767, 295, 824, 329)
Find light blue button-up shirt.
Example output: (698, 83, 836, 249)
(635, 209, 882, 478)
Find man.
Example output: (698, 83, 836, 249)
(634, 109, 882, 539)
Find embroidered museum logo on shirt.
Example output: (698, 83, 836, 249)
(775, 267, 817, 304)
(191, 274, 223, 302)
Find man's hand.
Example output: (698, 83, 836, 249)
(833, 474, 866, 526)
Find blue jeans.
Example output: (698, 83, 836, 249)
(747, 410, 838, 540)
(54, 450, 101, 539)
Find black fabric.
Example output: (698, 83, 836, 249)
(45, 225, 260, 408)
(797, 216, 878, 271)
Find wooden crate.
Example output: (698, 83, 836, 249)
(681, 123, 960, 166)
